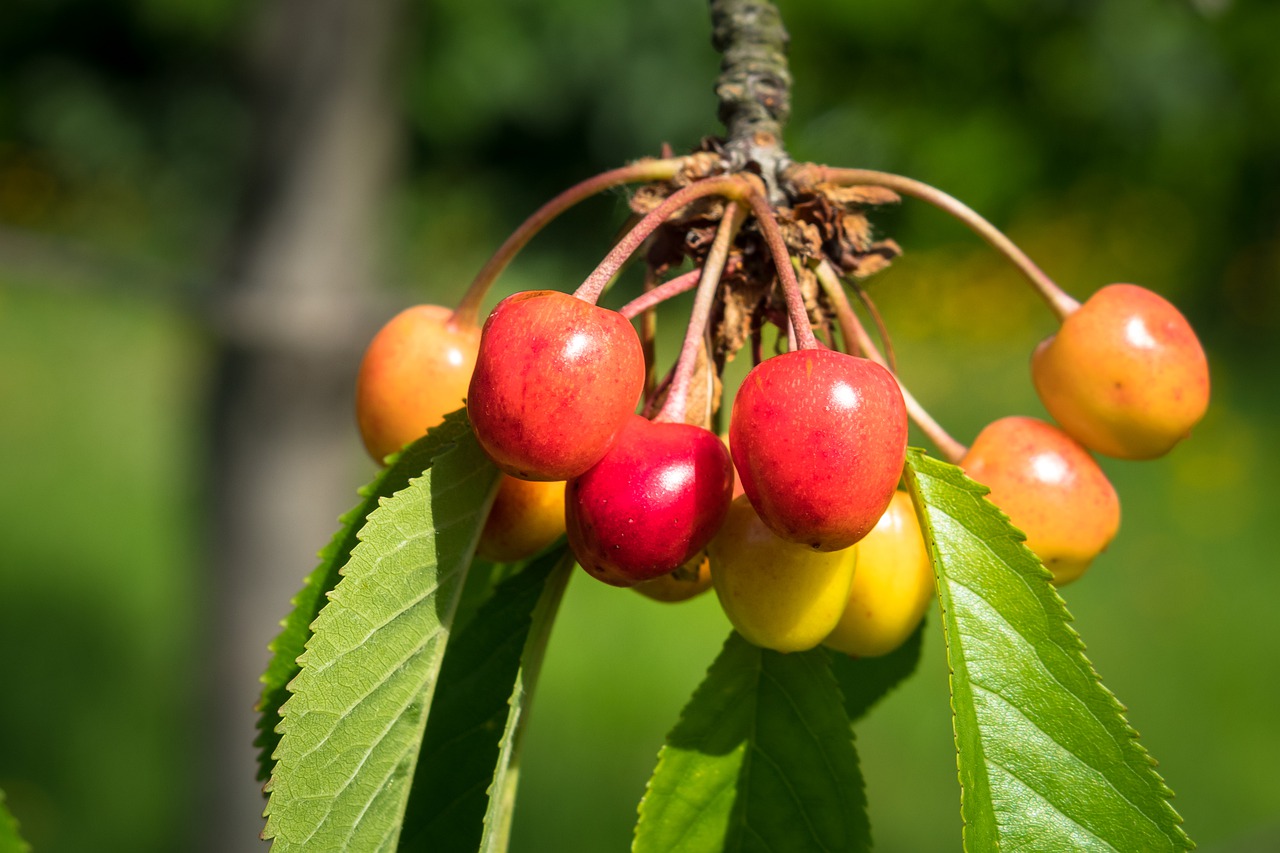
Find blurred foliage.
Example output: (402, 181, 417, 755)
(1, 0, 1278, 851)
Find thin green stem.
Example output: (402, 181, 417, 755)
(816, 260, 967, 463)
(804, 165, 1080, 321)
(573, 176, 746, 305)
(452, 157, 688, 325)
(657, 203, 746, 424)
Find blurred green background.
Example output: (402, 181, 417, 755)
(1, 0, 1277, 850)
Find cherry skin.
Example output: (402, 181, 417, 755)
(823, 491, 934, 658)
(632, 553, 713, 603)
(468, 290, 645, 481)
(476, 476, 566, 563)
(1032, 283, 1210, 459)
(730, 349, 908, 551)
(709, 495, 857, 653)
(566, 415, 734, 587)
(961, 416, 1120, 586)
(355, 304, 480, 462)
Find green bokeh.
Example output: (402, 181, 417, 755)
(1, 0, 1277, 850)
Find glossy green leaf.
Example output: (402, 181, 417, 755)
(397, 546, 574, 852)
(634, 632, 870, 853)
(262, 415, 502, 852)
(0, 789, 30, 853)
(828, 618, 925, 723)
(903, 448, 1192, 851)
(254, 409, 477, 783)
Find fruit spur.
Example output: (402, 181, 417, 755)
(354, 145, 1209, 655)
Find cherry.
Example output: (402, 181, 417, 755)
(632, 554, 713, 603)
(961, 416, 1120, 586)
(468, 290, 646, 481)
(566, 415, 734, 587)
(1032, 283, 1210, 460)
(709, 495, 857, 653)
(823, 490, 934, 657)
(355, 304, 480, 462)
(476, 476, 566, 563)
(729, 348, 908, 551)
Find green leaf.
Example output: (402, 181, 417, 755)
(0, 789, 31, 853)
(397, 545, 574, 852)
(477, 551, 573, 853)
(254, 409, 477, 783)
(903, 448, 1192, 851)
(262, 414, 502, 852)
(828, 618, 925, 723)
(634, 632, 870, 853)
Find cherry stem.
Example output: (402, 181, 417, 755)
(451, 157, 688, 326)
(657, 203, 746, 425)
(739, 189, 820, 350)
(815, 260, 968, 463)
(573, 175, 747, 306)
(619, 269, 703, 320)
(804, 166, 1081, 321)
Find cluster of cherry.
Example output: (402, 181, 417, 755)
(354, 155, 1209, 656)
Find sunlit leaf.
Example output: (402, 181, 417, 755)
(254, 410, 476, 783)
(397, 546, 574, 852)
(634, 632, 870, 853)
(903, 448, 1192, 851)
(262, 414, 501, 851)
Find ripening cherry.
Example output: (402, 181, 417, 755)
(823, 491, 934, 658)
(355, 304, 481, 462)
(709, 495, 857, 653)
(566, 415, 734, 587)
(730, 348, 908, 551)
(632, 553, 713, 603)
(476, 476, 566, 563)
(961, 416, 1120, 586)
(1032, 283, 1210, 460)
(468, 290, 646, 481)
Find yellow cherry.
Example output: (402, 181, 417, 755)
(824, 491, 934, 657)
(709, 496, 857, 653)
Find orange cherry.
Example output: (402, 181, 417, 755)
(1032, 284, 1209, 459)
(476, 476, 567, 563)
(961, 416, 1120, 586)
(355, 304, 480, 462)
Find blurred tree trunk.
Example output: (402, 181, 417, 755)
(204, 0, 403, 847)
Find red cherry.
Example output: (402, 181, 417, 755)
(566, 415, 735, 587)
(730, 349, 908, 551)
(467, 290, 646, 481)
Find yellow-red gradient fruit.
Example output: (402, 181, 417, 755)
(356, 305, 480, 462)
(961, 416, 1120, 586)
(476, 476, 566, 563)
(633, 554, 713, 603)
(730, 349, 908, 551)
(709, 496, 857, 653)
(1032, 283, 1209, 459)
(467, 290, 645, 481)
(824, 491, 934, 657)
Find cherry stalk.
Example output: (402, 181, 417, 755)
(797, 165, 1080, 321)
